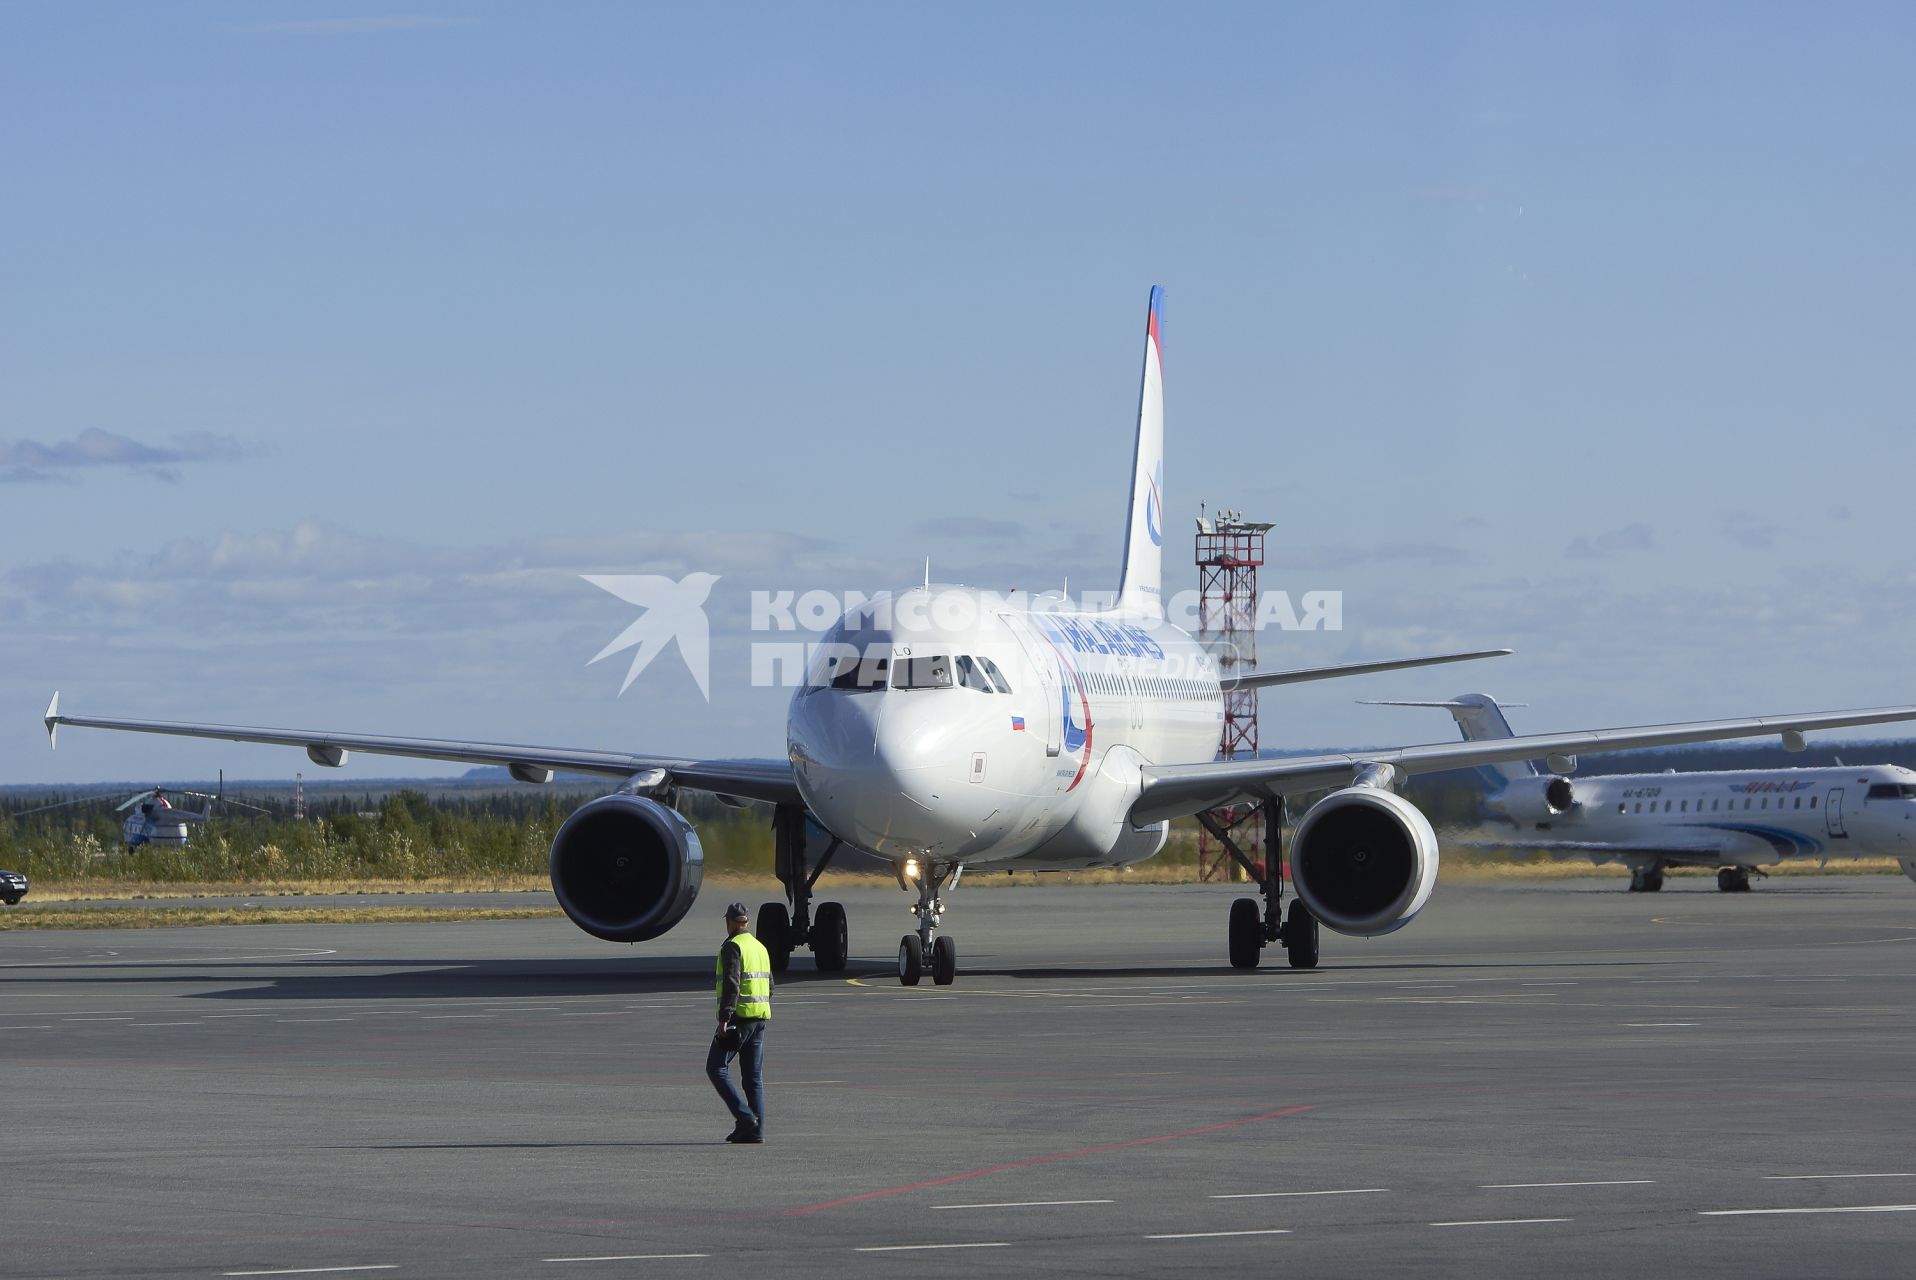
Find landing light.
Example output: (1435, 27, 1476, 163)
(904, 857, 921, 881)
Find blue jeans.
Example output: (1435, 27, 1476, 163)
(706, 1019, 766, 1134)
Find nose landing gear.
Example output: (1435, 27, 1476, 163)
(896, 859, 960, 986)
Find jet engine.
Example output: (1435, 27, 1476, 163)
(1289, 786, 1440, 936)
(1490, 775, 1578, 823)
(549, 794, 704, 942)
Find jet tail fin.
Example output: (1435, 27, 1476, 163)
(1360, 692, 1539, 790)
(1115, 286, 1165, 616)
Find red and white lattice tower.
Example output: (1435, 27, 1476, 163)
(1196, 510, 1273, 882)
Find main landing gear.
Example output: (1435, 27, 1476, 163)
(757, 803, 850, 974)
(896, 858, 960, 987)
(1717, 866, 1761, 893)
(1200, 798, 1318, 971)
(1628, 863, 1666, 893)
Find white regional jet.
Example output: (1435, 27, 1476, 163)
(1368, 693, 1916, 892)
(42, 288, 1916, 984)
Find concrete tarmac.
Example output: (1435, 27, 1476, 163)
(3, 876, 1914, 1278)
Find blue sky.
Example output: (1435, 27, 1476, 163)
(4, 2, 1915, 783)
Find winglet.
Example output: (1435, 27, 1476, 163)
(44, 692, 59, 750)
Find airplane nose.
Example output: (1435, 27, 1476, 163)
(789, 692, 980, 857)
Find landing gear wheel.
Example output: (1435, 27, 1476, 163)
(1717, 867, 1751, 893)
(897, 935, 923, 986)
(1284, 899, 1320, 969)
(757, 902, 792, 973)
(1228, 897, 1263, 970)
(811, 901, 848, 971)
(1629, 868, 1665, 893)
(931, 935, 957, 986)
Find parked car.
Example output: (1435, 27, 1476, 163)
(0, 870, 27, 905)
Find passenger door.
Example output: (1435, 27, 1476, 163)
(1826, 788, 1848, 838)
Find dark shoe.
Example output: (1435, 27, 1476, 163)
(725, 1125, 763, 1144)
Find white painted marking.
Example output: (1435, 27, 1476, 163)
(1623, 1022, 1697, 1027)
(0, 1025, 53, 1030)
(1481, 1180, 1655, 1189)
(2, 947, 337, 969)
(1762, 1173, 1912, 1181)
(131, 1021, 200, 1027)
(933, 1199, 1114, 1210)
(1431, 1218, 1573, 1227)
(222, 1268, 399, 1277)
(1521, 981, 1579, 986)
(1211, 1188, 1388, 1200)
(277, 1018, 355, 1023)
(63, 1016, 134, 1021)
(560, 1011, 640, 1018)
(422, 1015, 493, 1020)
(853, 1242, 1010, 1252)
(1147, 1229, 1292, 1240)
(543, 1254, 708, 1263)
(1701, 1205, 1916, 1216)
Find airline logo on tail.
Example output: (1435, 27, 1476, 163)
(1145, 460, 1163, 547)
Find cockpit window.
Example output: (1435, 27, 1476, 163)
(826, 652, 889, 691)
(1867, 783, 1916, 799)
(892, 655, 953, 690)
(976, 655, 1012, 694)
(955, 655, 995, 693)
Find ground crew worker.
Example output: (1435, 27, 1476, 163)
(707, 902, 772, 1144)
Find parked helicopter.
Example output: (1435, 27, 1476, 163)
(9, 780, 270, 849)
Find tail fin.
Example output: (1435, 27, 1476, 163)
(1116, 286, 1165, 616)
(1360, 692, 1536, 790)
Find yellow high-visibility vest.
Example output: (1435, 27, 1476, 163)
(717, 932, 773, 1021)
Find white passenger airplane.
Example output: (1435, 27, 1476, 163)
(42, 288, 1916, 984)
(1367, 693, 1916, 892)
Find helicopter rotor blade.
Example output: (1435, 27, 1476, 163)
(115, 790, 158, 812)
(179, 791, 272, 815)
(9, 795, 102, 819)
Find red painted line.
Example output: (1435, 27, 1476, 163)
(781, 1104, 1313, 1217)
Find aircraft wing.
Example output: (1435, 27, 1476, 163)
(43, 694, 801, 805)
(1229, 648, 1510, 690)
(1131, 704, 1916, 825)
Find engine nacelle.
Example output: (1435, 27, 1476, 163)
(1899, 857, 1916, 886)
(1290, 786, 1440, 937)
(549, 794, 704, 942)
(1489, 775, 1577, 823)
